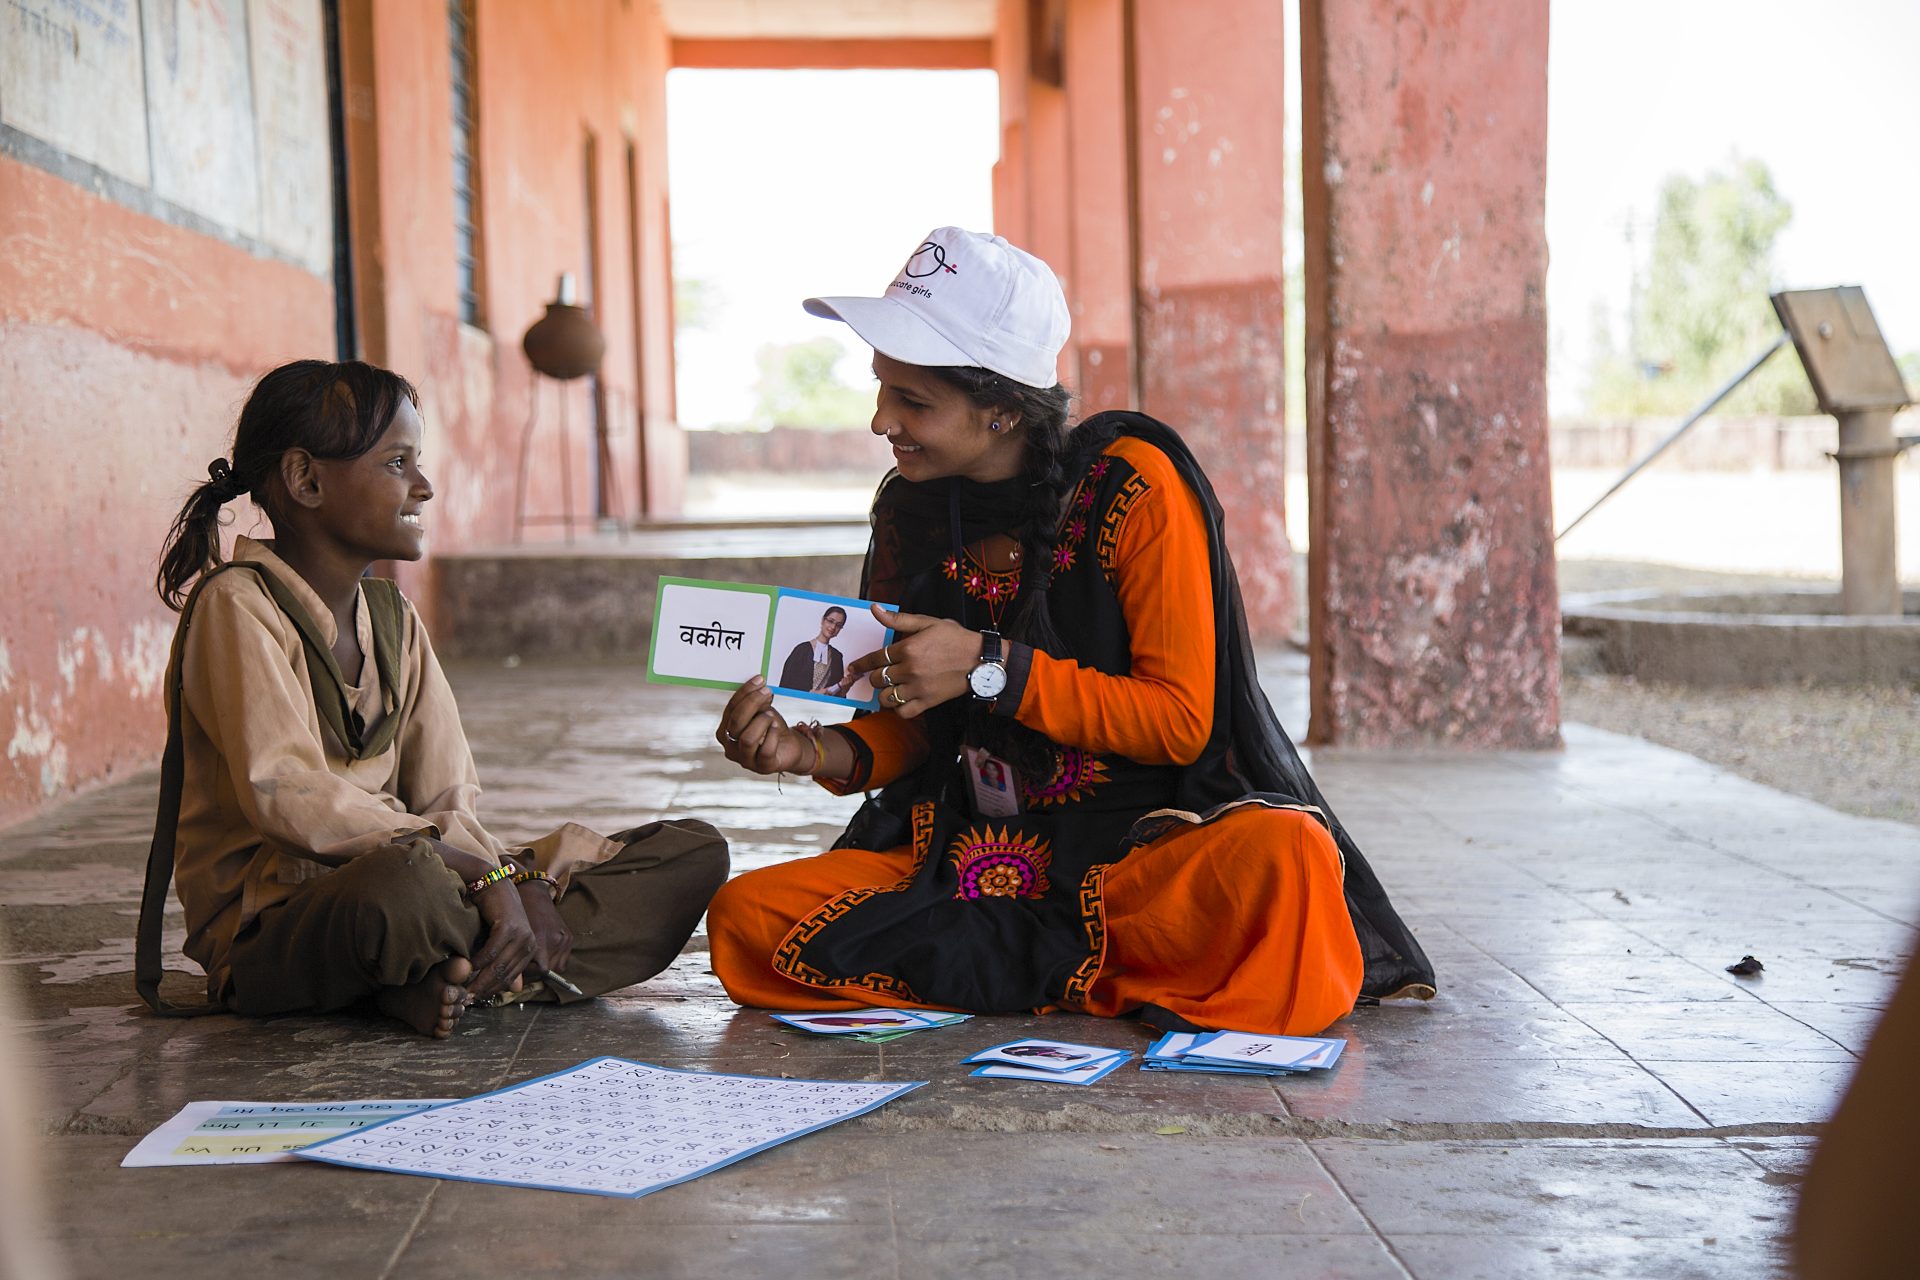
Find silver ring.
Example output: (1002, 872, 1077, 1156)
(889, 688, 906, 707)
(884, 645, 895, 664)
(723, 732, 738, 744)
(881, 665, 896, 688)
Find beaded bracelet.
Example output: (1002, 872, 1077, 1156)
(464, 864, 514, 897)
(511, 867, 562, 900)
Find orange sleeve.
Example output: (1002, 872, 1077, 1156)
(1009, 437, 1216, 765)
(815, 709, 930, 795)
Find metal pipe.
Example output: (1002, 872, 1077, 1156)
(1555, 331, 1789, 541)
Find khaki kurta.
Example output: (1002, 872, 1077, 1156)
(173, 537, 619, 996)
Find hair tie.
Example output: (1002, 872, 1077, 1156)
(206, 458, 245, 503)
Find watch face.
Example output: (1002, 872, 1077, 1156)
(969, 662, 1009, 698)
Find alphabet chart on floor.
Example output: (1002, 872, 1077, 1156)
(297, 1057, 924, 1197)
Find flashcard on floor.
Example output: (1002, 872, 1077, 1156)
(971, 1053, 1131, 1086)
(297, 1057, 924, 1198)
(647, 577, 895, 708)
(1179, 1031, 1344, 1071)
(964, 1038, 1129, 1073)
(122, 1099, 453, 1166)
(771, 1008, 939, 1035)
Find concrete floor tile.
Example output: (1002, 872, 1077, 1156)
(1646, 1060, 1857, 1128)
(75, 1040, 525, 1128)
(46, 1135, 431, 1274)
(1690, 954, 1903, 1005)
(1388, 1232, 1786, 1279)
(884, 1132, 1375, 1239)
(1312, 1138, 1800, 1239)
(1448, 916, 1666, 960)
(1758, 1001, 1887, 1053)
(1514, 955, 1753, 1004)
(913, 1233, 1408, 1280)
(1724, 1136, 1818, 1178)
(10, 653, 1907, 1277)
(408, 1128, 900, 1226)
(1567, 1002, 1855, 1062)
(1620, 917, 1916, 962)
(1280, 1057, 1702, 1129)
(390, 1224, 901, 1280)
(1404, 951, 1552, 1006)
(1331, 1003, 1632, 1062)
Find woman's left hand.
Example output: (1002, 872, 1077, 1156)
(846, 605, 981, 719)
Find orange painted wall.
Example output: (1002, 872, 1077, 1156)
(1, 0, 680, 828)
(0, 156, 336, 826)
(995, 0, 1294, 635)
(357, 0, 681, 609)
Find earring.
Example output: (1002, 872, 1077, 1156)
(989, 420, 1002, 432)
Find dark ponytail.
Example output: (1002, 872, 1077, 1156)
(923, 366, 1075, 656)
(155, 359, 419, 609)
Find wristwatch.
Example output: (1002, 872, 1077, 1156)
(967, 630, 1008, 704)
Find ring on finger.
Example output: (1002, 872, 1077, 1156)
(723, 731, 739, 744)
(881, 664, 896, 687)
(884, 645, 895, 665)
(889, 687, 906, 707)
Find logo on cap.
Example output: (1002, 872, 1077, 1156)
(904, 242, 960, 279)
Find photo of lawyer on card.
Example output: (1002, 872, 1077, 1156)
(766, 590, 893, 707)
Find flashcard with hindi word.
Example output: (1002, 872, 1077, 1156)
(647, 578, 895, 708)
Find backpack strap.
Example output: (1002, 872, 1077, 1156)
(135, 563, 409, 1015)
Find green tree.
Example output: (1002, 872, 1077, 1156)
(1589, 157, 1814, 417)
(750, 337, 872, 429)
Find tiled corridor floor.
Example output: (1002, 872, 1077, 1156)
(4, 651, 1911, 1278)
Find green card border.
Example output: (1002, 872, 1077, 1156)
(646, 576, 780, 691)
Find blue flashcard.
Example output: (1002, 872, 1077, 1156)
(647, 578, 894, 708)
(1180, 1031, 1341, 1071)
(771, 1008, 938, 1036)
(964, 1038, 1130, 1074)
(971, 1053, 1131, 1086)
(296, 1057, 924, 1198)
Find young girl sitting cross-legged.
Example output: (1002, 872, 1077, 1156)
(138, 359, 728, 1037)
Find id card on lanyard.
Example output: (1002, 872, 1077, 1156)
(963, 746, 1023, 818)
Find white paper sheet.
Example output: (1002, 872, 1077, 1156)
(122, 1099, 452, 1166)
(297, 1057, 924, 1197)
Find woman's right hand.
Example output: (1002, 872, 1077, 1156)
(467, 880, 536, 998)
(716, 675, 811, 776)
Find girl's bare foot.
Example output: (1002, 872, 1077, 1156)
(375, 957, 474, 1038)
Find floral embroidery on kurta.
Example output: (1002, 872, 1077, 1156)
(949, 826, 1054, 900)
(1023, 747, 1111, 808)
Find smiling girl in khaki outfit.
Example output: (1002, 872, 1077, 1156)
(139, 360, 726, 1037)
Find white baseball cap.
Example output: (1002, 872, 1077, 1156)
(804, 227, 1071, 389)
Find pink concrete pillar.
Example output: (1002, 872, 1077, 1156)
(1129, 0, 1292, 638)
(1300, 0, 1560, 748)
(1062, 0, 1133, 414)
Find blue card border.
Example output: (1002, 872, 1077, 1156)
(765, 586, 897, 709)
(969, 1054, 1130, 1086)
(963, 1038, 1131, 1073)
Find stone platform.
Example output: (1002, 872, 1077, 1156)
(3, 651, 1915, 1278)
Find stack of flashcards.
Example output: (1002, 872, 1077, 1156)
(1143, 1030, 1345, 1076)
(771, 1008, 974, 1043)
(965, 1038, 1133, 1086)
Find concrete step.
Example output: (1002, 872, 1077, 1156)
(432, 521, 871, 660)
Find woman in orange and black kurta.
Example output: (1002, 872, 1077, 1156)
(709, 227, 1433, 1035)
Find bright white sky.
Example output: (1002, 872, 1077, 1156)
(667, 69, 999, 428)
(1548, 0, 1920, 413)
(667, 1, 1920, 428)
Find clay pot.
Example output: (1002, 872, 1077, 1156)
(522, 301, 605, 381)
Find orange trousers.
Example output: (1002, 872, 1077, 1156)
(707, 806, 1362, 1036)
